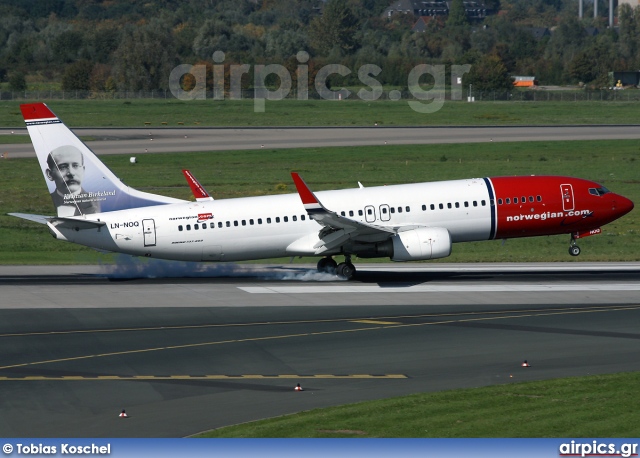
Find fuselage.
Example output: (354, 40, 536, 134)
(50, 175, 634, 262)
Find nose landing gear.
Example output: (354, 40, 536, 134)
(569, 236, 581, 257)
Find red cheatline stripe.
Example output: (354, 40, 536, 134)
(20, 103, 57, 121)
(291, 172, 318, 205)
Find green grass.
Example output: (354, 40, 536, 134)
(0, 135, 31, 144)
(1, 99, 640, 127)
(195, 372, 640, 437)
(0, 139, 637, 264)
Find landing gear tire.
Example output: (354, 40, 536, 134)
(317, 257, 337, 273)
(569, 245, 581, 257)
(336, 262, 356, 280)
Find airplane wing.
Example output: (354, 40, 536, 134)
(182, 170, 214, 201)
(291, 173, 397, 254)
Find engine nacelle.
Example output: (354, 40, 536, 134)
(391, 227, 451, 261)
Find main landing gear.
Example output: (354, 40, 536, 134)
(317, 256, 357, 280)
(569, 235, 581, 257)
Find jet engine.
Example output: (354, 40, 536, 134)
(345, 227, 451, 261)
(390, 227, 452, 261)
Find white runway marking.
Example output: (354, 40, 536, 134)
(239, 283, 640, 294)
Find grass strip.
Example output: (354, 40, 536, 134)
(1, 99, 640, 127)
(196, 371, 640, 437)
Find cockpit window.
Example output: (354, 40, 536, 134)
(589, 187, 610, 196)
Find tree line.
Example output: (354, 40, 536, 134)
(2, 0, 640, 94)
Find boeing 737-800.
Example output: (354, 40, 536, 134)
(10, 103, 634, 279)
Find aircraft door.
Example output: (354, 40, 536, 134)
(364, 205, 376, 223)
(379, 204, 390, 222)
(560, 184, 574, 211)
(142, 219, 156, 247)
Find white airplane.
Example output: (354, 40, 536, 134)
(11, 103, 634, 279)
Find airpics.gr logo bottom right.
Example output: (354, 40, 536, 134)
(559, 440, 638, 458)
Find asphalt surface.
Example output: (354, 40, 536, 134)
(2, 125, 640, 158)
(0, 263, 639, 437)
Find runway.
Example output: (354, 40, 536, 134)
(2, 125, 640, 158)
(0, 262, 639, 437)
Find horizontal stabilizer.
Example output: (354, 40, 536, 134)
(8, 213, 51, 225)
(49, 217, 106, 231)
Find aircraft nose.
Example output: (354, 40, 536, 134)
(613, 194, 634, 217)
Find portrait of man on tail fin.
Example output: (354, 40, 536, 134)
(46, 145, 101, 216)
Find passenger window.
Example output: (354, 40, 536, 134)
(521, 196, 526, 203)
(340, 211, 345, 216)
(439, 203, 444, 209)
(506, 198, 511, 204)
(258, 218, 262, 224)
(284, 216, 288, 222)
(276, 217, 280, 223)
(178, 225, 183, 231)
(250, 219, 254, 225)
(267, 218, 271, 224)
(473, 201, 478, 207)
(422, 205, 426, 211)
(201, 223, 206, 229)
(497, 199, 502, 205)
(293, 215, 297, 221)
(390, 207, 395, 214)
(398, 207, 403, 213)
(481, 200, 486, 206)
(514, 197, 518, 204)
(405, 206, 410, 212)
(358, 210, 363, 216)
(234, 221, 238, 227)
(490, 199, 495, 206)
(447, 203, 452, 209)
(382, 207, 388, 214)
(301, 215, 306, 221)
(464, 201, 469, 207)
(529, 196, 534, 202)
(241, 220, 245, 226)
(226, 221, 230, 227)
(349, 210, 354, 216)
(536, 195, 542, 202)
(367, 208, 373, 215)
(186, 224, 191, 230)
(455, 202, 460, 208)
(430, 204, 435, 210)
(194, 224, 199, 230)
(210, 222, 215, 228)
(218, 222, 222, 228)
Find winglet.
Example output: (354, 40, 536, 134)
(182, 170, 214, 201)
(20, 103, 57, 121)
(291, 172, 324, 214)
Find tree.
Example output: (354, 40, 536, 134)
(8, 71, 26, 91)
(112, 20, 176, 91)
(61, 60, 93, 90)
(447, 0, 468, 27)
(308, 0, 359, 55)
(463, 54, 512, 91)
